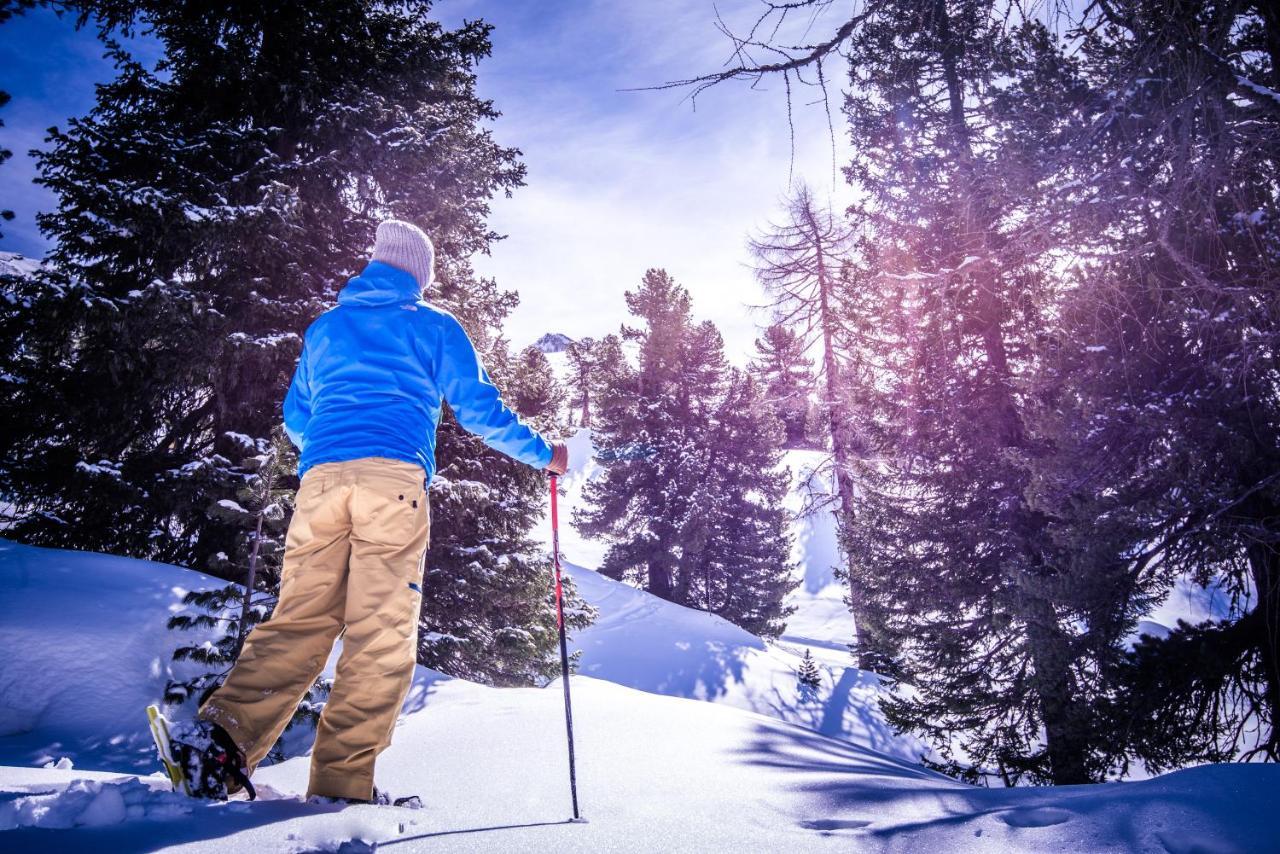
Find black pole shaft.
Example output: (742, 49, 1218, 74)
(550, 474, 581, 819)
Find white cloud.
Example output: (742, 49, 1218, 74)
(457, 0, 858, 363)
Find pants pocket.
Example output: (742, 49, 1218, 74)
(354, 467, 428, 549)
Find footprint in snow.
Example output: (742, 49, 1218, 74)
(800, 818, 872, 834)
(1155, 830, 1243, 854)
(999, 806, 1074, 828)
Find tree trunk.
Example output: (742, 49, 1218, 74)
(930, 0, 1089, 779)
(1245, 495, 1280, 758)
(800, 202, 876, 667)
(1025, 604, 1092, 784)
(648, 558, 673, 599)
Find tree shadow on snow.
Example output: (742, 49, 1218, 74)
(0, 797, 342, 853)
(736, 721, 1273, 852)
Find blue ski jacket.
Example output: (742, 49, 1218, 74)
(282, 261, 553, 481)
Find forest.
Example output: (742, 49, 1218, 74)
(0, 0, 1276, 791)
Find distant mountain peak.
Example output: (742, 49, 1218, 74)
(534, 332, 574, 353)
(0, 251, 42, 278)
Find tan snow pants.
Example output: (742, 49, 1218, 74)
(199, 456, 429, 801)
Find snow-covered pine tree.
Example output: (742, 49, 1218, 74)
(1018, 0, 1280, 766)
(576, 270, 693, 601)
(421, 337, 594, 686)
(831, 4, 1110, 786)
(575, 269, 795, 635)
(748, 323, 816, 449)
(687, 369, 796, 637)
(564, 336, 598, 428)
(3, 0, 523, 574)
(509, 344, 566, 425)
(0, 1, 587, 686)
(682, 0, 1119, 784)
(797, 649, 821, 697)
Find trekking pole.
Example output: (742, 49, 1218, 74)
(549, 474, 583, 821)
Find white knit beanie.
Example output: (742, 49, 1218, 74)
(371, 219, 435, 289)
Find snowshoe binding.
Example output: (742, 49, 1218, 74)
(146, 705, 256, 801)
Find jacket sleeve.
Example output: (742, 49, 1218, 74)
(282, 337, 313, 451)
(435, 314, 554, 469)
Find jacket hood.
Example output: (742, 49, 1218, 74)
(337, 261, 422, 307)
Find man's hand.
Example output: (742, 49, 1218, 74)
(547, 442, 569, 476)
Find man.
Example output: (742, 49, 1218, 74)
(167, 219, 568, 803)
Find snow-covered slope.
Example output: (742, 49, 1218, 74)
(3, 541, 1280, 850)
(9, 670, 1279, 852)
(0, 540, 224, 772)
(776, 448, 858, 652)
(541, 430, 916, 758)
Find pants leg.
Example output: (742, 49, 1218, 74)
(199, 464, 351, 772)
(308, 457, 428, 801)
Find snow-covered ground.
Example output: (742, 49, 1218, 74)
(543, 431, 918, 759)
(2, 425, 1278, 851)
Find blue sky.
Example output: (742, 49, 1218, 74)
(0, 0, 853, 361)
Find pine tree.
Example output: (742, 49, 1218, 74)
(1019, 0, 1280, 765)
(0, 0, 522, 568)
(669, 0, 1277, 780)
(576, 270, 699, 600)
(749, 185, 879, 664)
(564, 336, 597, 428)
(834, 3, 1112, 785)
(797, 649, 821, 697)
(748, 323, 815, 448)
(679, 1, 1115, 783)
(686, 370, 796, 637)
(575, 269, 796, 636)
(509, 344, 566, 423)
(0, 1, 589, 687)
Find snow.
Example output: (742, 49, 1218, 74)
(74, 459, 123, 478)
(1232, 73, 1280, 108)
(2, 431, 1278, 850)
(533, 332, 574, 353)
(0, 540, 225, 772)
(0, 251, 42, 278)
(777, 449, 856, 653)
(2, 631, 1277, 850)
(539, 433, 904, 753)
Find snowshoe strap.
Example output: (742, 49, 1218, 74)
(226, 763, 257, 801)
(209, 723, 257, 801)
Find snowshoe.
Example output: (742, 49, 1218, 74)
(146, 705, 256, 801)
